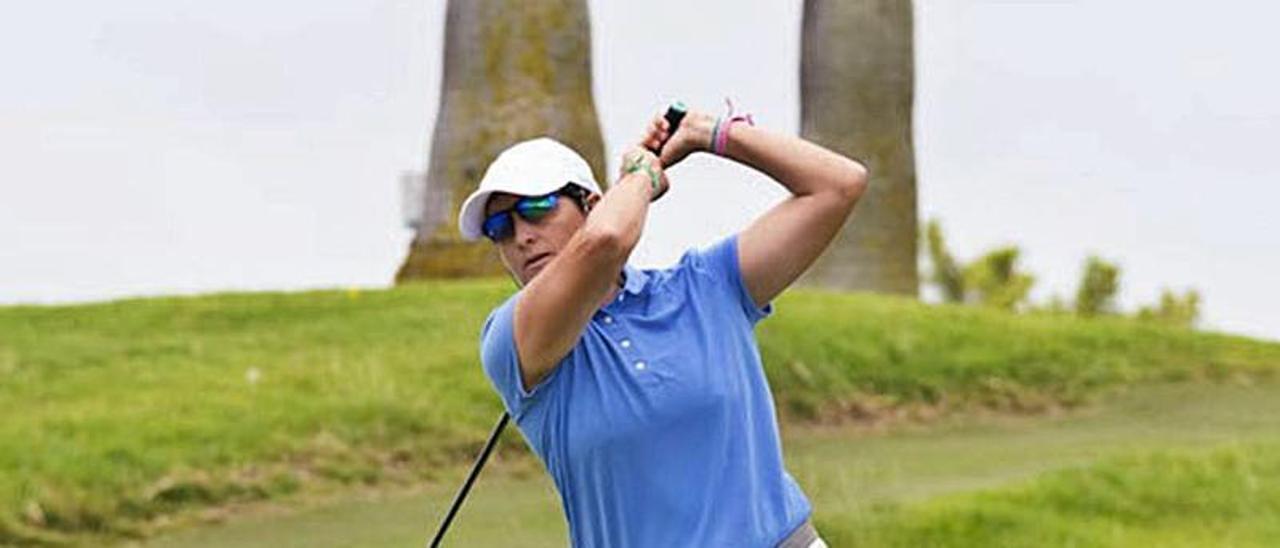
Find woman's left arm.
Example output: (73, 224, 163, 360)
(642, 109, 869, 308)
(720, 123, 868, 307)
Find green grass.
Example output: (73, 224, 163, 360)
(760, 292, 1279, 418)
(148, 381, 1280, 547)
(1, 279, 1277, 544)
(829, 443, 1280, 547)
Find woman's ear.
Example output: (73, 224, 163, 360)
(584, 192, 601, 213)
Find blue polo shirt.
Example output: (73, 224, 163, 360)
(479, 234, 811, 547)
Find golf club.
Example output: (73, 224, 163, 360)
(426, 103, 687, 548)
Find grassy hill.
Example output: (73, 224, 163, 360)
(2, 279, 1277, 544)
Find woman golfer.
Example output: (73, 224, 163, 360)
(458, 104, 867, 547)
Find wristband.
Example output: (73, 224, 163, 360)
(711, 97, 756, 156)
(709, 116, 723, 154)
(623, 154, 662, 200)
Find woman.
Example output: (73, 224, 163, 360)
(457, 104, 868, 546)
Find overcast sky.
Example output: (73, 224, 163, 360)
(2, 0, 1277, 341)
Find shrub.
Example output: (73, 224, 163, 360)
(925, 219, 965, 304)
(1074, 255, 1120, 317)
(1137, 288, 1201, 329)
(963, 247, 1035, 311)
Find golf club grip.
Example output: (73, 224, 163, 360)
(651, 102, 687, 155)
(664, 103, 687, 136)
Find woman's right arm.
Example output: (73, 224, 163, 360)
(511, 148, 666, 391)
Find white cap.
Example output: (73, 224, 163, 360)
(457, 137, 602, 241)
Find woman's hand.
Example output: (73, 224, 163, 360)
(617, 146, 670, 200)
(638, 108, 717, 169)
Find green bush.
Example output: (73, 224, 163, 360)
(923, 219, 1034, 310)
(1075, 255, 1122, 317)
(1138, 288, 1202, 329)
(925, 219, 965, 303)
(963, 247, 1035, 311)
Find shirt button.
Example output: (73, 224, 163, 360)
(620, 339, 631, 348)
(617, 293, 625, 302)
(603, 316, 613, 324)
(635, 361, 646, 371)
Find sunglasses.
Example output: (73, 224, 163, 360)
(482, 185, 591, 242)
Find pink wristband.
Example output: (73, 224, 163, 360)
(714, 114, 754, 155)
(712, 98, 755, 156)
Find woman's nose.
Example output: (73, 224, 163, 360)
(512, 215, 539, 245)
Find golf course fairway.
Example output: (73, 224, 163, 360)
(146, 380, 1280, 547)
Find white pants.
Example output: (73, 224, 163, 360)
(808, 538, 829, 548)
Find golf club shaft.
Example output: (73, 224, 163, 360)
(428, 412, 509, 548)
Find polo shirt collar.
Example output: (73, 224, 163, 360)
(621, 263, 647, 295)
